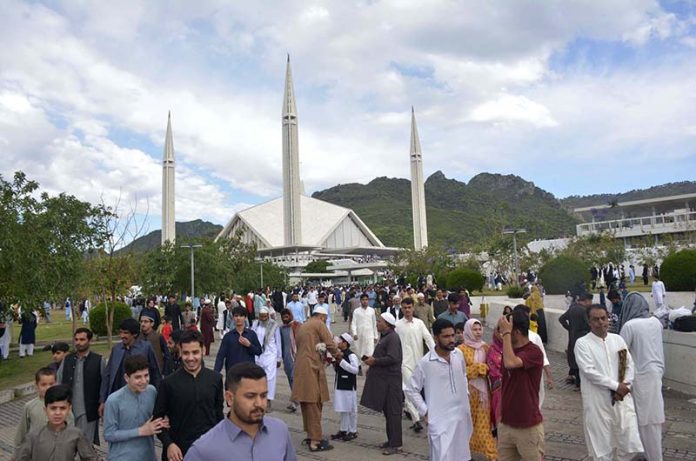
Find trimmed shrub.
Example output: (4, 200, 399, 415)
(446, 268, 485, 293)
(661, 250, 696, 291)
(538, 255, 588, 295)
(89, 302, 132, 337)
(506, 286, 525, 298)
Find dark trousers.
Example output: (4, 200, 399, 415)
(384, 391, 403, 448)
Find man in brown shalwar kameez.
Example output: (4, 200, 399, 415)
(291, 306, 342, 452)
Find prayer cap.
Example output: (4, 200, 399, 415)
(339, 332, 354, 345)
(313, 305, 328, 315)
(380, 312, 397, 326)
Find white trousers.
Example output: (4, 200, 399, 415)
(339, 412, 357, 432)
(639, 424, 663, 461)
(19, 343, 34, 357)
(402, 367, 420, 423)
(595, 450, 642, 461)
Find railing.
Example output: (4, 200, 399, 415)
(576, 210, 696, 237)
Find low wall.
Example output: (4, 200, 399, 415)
(473, 294, 696, 396)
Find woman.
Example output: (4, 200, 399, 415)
(459, 319, 497, 460)
(525, 285, 547, 343)
(486, 327, 504, 438)
(200, 302, 215, 355)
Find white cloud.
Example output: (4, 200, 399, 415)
(468, 94, 558, 128)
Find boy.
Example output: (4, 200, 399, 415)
(454, 322, 465, 347)
(14, 368, 74, 450)
(331, 333, 360, 442)
(48, 342, 70, 372)
(104, 355, 167, 461)
(15, 384, 97, 460)
(161, 316, 173, 343)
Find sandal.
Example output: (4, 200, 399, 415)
(382, 447, 401, 456)
(308, 440, 334, 452)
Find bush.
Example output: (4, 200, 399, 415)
(538, 255, 588, 295)
(661, 250, 696, 291)
(446, 268, 485, 292)
(506, 286, 525, 298)
(89, 302, 132, 337)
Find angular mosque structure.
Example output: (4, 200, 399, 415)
(161, 112, 176, 245)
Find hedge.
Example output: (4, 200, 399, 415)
(506, 286, 525, 298)
(660, 250, 696, 291)
(538, 255, 588, 295)
(446, 268, 485, 292)
(89, 301, 132, 337)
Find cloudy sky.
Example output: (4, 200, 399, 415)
(1, 0, 695, 232)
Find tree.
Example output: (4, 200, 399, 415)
(660, 250, 696, 291)
(390, 244, 457, 288)
(304, 260, 330, 274)
(445, 268, 485, 292)
(538, 255, 588, 295)
(562, 233, 625, 267)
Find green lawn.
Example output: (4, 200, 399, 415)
(0, 343, 112, 390)
(11, 318, 88, 344)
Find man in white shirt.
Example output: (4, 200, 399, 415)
(350, 294, 378, 360)
(575, 304, 643, 461)
(405, 318, 473, 461)
(314, 293, 331, 330)
(396, 297, 435, 433)
(651, 276, 666, 308)
(620, 293, 665, 461)
(307, 286, 318, 312)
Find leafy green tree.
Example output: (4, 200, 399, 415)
(446, 268, 485, 292)
(562, 233, 625, 267)
(660, 250, 696, 291)
(390, 244, 457, 288)
(304, 260, 330, 274)
(538, 255, 588, 295)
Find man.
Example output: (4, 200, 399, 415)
(279, 309, 301, 412)
(307, 286, 318, 313)
(558, 292, 592, 388)
(376, 286, 389, 313)
(184, 363, 297, 460)
(214, 307, 262, 374)
(350, 293, 378, 360)
(432, 289, 448, 318)
(155, 330, 224, 461)
(291, 306, 341, 452)
(57, 327, 104, 444)
(387, 295, 405, 321)
(513, 305, 554, 407)
(651, 275, 666, 308)
(497, 309, 545, 461)
(314, 292, 332, 329)
(164, 295, 183, 331)
(139, 298, 162, 331)
(413, 293, 436, 331)
(287, 292, 306, 324)
(575, 305, 643, 461)
(405, 319, 473, 461)
(437, 293, 467, 325)
(139, 311, 171, 376)
(396, 297, 435, 433)
(360, 313, 403, 456)
(607, 290, 623, 333)
(619, 293, 664, 461)
(628, 265, 636, 285)
(104, 355, 166, 461)
(251, 307, 281, 410)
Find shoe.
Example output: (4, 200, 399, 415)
(382, 447, 401, 456)
(412, 421, 423, 433)
(343, 432, 358, 441)
(308, 440, 334, 452)
(378, 442, 390, 449)
(286, 404, 297, 413)
(404, 411, 412, 421)
(330, 431, 347, 440)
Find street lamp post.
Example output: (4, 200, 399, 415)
(502, 228, 526, 285)
(181, 244, 202, 301)
(255, 258, 264, 288)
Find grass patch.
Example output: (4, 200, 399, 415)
(10, 318, 87, 344)
(0, 343, 112, 390)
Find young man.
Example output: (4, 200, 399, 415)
(279, 309, 301, 412)
(405, 319, 474, 461)
(287, 292, 306, 324)
(350, 293, 378, 361)
(496, 310, 545, 461)
(314, 293, 332, 329)
(139, 297, 162, 331)
(437, 293, 467, 325)
(575, 304, 643, 461)
(155, 330, 224, 461)
(251, 307, 281, 410)
(558, 292, 593, 387)
(395, 297, 435, 433)
(15, 384, 98, 461)
(18, 309, 37, 358)
(57, 327, 104, 445)
(360, 312, 403, 456)
(513, 305, 554, 407)
(101, 318, 161, 406)
(651, 275, 666, 308)
(15, 368, 74, 451)
(184, 363, 297, 461)
(104, 355, 167, 461)
(331, 333, 360, 442)
(139, 311, 171, 376)
(164, 294, 183, 331)
(214, 307, 262, 374)
(48, 342, 70, 372)
(165, 330, 182, 376)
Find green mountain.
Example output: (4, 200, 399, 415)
(312, 171, 579, 249)
(119, 219, 223, 254)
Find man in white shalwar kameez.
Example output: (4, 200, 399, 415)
(251, 307, 282, 408)
(405, 318, 473, 461)
(331, 333, 360, 441)
(575, 304, 643, 461)
(350, 294, 378, 359)
(396, 297, 435, 433)
(620, 293, 665, 461)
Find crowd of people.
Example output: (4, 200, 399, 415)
(9, 280, 670, 461)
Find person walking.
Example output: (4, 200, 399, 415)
(330, 333, 360, 442)
(558, 292, 592, 388)
(279, 308, 301, 412)
(213, 307, 262, 375)
(251, 307, 281, 410)
(350, 293, 378, 361)
(164, 295, 183, 331)
(199, 301, 216, 356)
(18, 308, 38, 358)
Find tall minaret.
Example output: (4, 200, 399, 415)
(161, 111, 176, 245)
(282, 56, 302, 246)
(410, 107, 428, 249)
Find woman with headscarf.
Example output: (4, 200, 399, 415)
(458, 319, 497, 461)
(525, 285, 547, 343)
(486, 326, 504, 438)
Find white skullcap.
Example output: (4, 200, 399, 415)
(339, 332, 354, 345)
(393, 295, 402, 301)
(313, 305, 328, 315)
(380, 312, 397, 326)
(203, 298, 211, 304)
(417, 293, 425, 298)
(259, 306, 270, 314)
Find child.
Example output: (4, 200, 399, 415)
(330, 333, 360, 442)
(14, 375, 76, 458)
(161, 315, 173, 343)
(454, 322, 465, 347)
(529, 313, 539, 333)
(18, 309, 38, 358)
(48, 342, 70, 372)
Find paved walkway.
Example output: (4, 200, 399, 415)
(1, 323, 695, 460)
